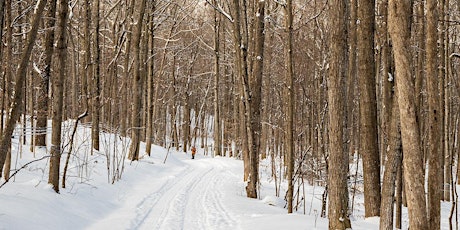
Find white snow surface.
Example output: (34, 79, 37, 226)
(0, 123, 458, 229)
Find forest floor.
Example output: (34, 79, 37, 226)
(0, 123, 458, 229)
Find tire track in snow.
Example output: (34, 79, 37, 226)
(203, 170, 238, 229)
(153, 167, 213, 230)
(128, 165, 192, 229)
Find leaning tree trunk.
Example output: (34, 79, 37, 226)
(128, 0, 147, 161)
(49, 0, 68, 193)
(0, 0, 47, 176)
(388, 0, 428, 228)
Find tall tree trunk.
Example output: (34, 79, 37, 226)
(284, 0, 295, 214)
(145, 1, 155, 155)
(0, 0, 47, 176)
(49, 0, 68, 193)
(128, 0, 147, 161)
(231, 0, 250, 182)
(244, 0, 265, 199)
(213, 0, 221, 157)
(92, 0, 101, 151)
(388, 0, 428, 228)
(357, 0, 381, 217)
(426, 0, 441, 228)
(327, 0, 351, 228)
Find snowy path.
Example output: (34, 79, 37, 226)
(88, 154, 241, 230)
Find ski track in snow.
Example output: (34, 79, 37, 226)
(127, 158, 238, 230)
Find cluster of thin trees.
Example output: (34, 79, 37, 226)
(0, 0, 459, 229)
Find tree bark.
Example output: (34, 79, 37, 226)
(388, 0, 428, 228)
(91, 0, 101, 151)
(426, 0, 441, 228)
(284, 0, 295, 214)
(49, 0, 68, 193)
(379, 84, 402, 230)
(145, 1, 155, 155)
(357, 0, 381, 217)
(327, 0, 352, 228)
(128, 0, 147, 161)
(213, 0, 221, 157)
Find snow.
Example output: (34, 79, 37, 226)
(0, 123, 458, 229)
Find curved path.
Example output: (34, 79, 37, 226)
(89, 154, 241, 230)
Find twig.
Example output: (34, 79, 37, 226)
(0, 155, 51, 189)
(62, 110, 88, 189)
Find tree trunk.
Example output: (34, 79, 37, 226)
(145, 1, 155, 155)
(213, 0, 221, 157)
(388, 0, 428, 228)
(327, 0, 351, 228)
(49, 0, 68, 193)
(83, 0, 93, 125)
(357, 0, 381, 217)
(35, 0, 56, 147)
(284, 0, 295, 214)
(91, 0, 101, 151)
(379, 85, 402, 230)
(426, 0, 441, 228)
(128, 0, 147, 161)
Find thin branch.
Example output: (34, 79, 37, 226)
(0, 155, 51, 189)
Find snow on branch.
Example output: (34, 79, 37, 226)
(204, 0, 233, 22)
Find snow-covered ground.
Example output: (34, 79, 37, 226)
(0, 124, 458, 229)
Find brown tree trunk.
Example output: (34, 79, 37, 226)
(49, 0, 68, 193)
(327, 0, 351, 228)
(388, 0, 428, 228)
(145, 1, 155, 155)
(128, 0, 147, 161)
(357, 0, 381, 217)
(35, 0, 57, 147)
(91, 0, 101, 151)
(213, 0, 221, 157)
(244, 0, 265, 199)
(426, 0, 441, 228)
(284, 0, 295, 214)
(379, 84, 402, 230)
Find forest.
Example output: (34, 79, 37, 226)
(0, 0, 459, 229)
